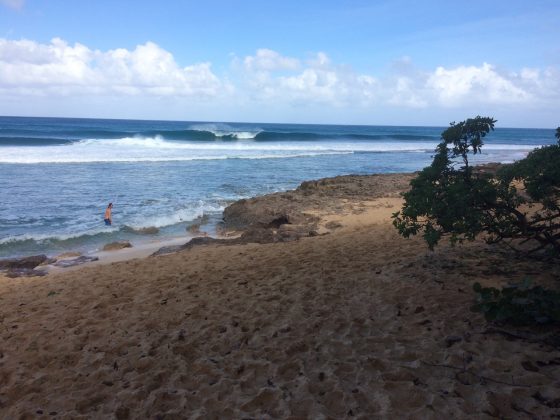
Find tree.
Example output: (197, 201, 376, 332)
(392, 117, 560, 256)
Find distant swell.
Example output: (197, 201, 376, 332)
(0, 126, 448, 145)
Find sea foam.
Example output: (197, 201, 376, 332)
(0, 135, 441, 163)
(188, 123, 262, 139)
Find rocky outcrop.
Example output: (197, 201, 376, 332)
(55, 252, 82, 260)
(473, 162, 504, 176)
(150, 227, 314, 256)
(153, 174, 415, 256)
(297, 173, 414, 198)
(222, 174, 414, 233)
(222, 197, 310, 231)
(187, 223, 208, 236)
(53, 256, 99, 268)
(102, 241, 133, 251)
(151, 237, 225, 257)
(0, 255, 48, 270)
(0, 255, 50, 278)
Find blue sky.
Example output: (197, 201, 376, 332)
(0, 0, 559, 127)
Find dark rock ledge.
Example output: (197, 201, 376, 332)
(151, 173, 415, 256)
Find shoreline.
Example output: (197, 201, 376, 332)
(1, 171, 559, 418)
(1, 172, 417, 276)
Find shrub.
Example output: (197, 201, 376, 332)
(392, 117, 560, 256)
(471, 280, 560, 325)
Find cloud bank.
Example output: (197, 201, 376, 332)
(0, 38, 227, 97)
(0, 38, 558, 124)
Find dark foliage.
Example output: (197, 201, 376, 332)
(392, 117, 560, 255)
(471, 280, 560, 325)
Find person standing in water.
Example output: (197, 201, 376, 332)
(104, 203, 113, 225)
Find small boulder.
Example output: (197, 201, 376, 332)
(38, 257, 57, 266)
(239, 228, 278, 244)
(187, 224, 208, 236)
(151, 244, 186, 257)
(151, 236, 220, 257)
(445, 335, 462, 348)
(53, 256, 99, 268)
(266, 215, 290, 229)
(55, 252, 82, 260)
(325, 221, 343, 230)
(102, 241, 133, 251)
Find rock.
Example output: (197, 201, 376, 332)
(102, 241, 133, 251)
(115, 406, 130, 420)
(221, 174, 418, 242)
(474, 162, 503, 176)
(187, 224, 208, 236)
(0, 255, 48, 270)
(53, 256, 99, 268)
(445, 335, 462, 348)
(38, 258, 57, 266)
(325, 221, 343, 230)
(55, 252, 82, 260)
(267, 215, 290, 228)
(183, 236, 220, 249)
(187, 223, 201, 234)
(151, 237, 222, 256)
(240, 228, 278, 244)
(521, 361, 539, 372)
(150, 245, 187, 257)
(223, 199, 307, 231)
(6, 268, 48, 278)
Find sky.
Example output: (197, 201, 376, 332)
(0, 0, 559, 127)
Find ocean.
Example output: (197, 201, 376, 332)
(0, 116, 555, 259)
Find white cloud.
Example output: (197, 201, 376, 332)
(426, 63, 531, 106)
(238, 50, 560, 112)
(0, 0, 24, 10)
(243, 48, 300, 72)
(0, 38, 229, 97)
(306, 52, 330, 68)
(387, 76, 427, 108)
(240, 50, 379, 106)
(0, 39, 558, 124)
(516, 67, 560, 101)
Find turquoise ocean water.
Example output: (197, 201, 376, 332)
(0, 116, 555, 258)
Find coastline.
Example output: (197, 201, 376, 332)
(1, 171, 559, 418)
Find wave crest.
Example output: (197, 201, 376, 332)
(188, 123, 263, 139)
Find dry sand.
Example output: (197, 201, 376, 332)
(1, 174, 559, 419)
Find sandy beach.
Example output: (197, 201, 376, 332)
(1, 173, 559, 419)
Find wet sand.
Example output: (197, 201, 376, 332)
(1, 174, 559, 418)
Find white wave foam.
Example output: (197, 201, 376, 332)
(482, 144, 538, 150)
(189, 123, 262, 139)
(0, 202, 224, 246)
(0, 135, 540, 164)
(0, 226, 116, 245)
(126, 202, 224, 229)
